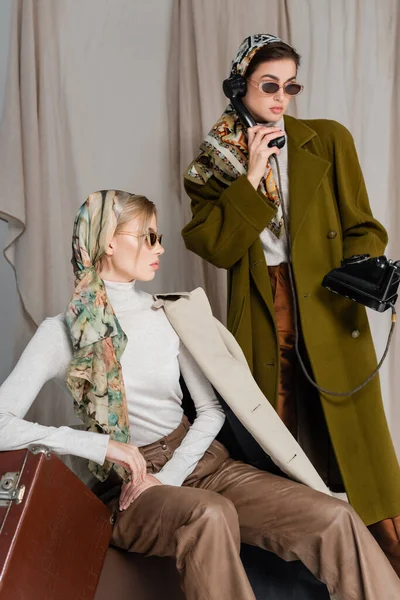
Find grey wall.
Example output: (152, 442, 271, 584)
(0, 0, 16, 384)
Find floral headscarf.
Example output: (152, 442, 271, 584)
(65, 190, 133, 482)
(184, 34, 287, 237)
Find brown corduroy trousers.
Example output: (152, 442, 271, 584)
(107, 418, 400, 600)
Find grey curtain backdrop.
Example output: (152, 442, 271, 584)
(0, 0, 179, 426)
(0, 0, 399, 454)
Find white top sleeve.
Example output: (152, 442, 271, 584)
(0, 311, 225, 486)
(153, 343, 226, 486)
(0, 317, 109, 465)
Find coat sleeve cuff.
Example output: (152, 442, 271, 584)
(224, 175, 277, 231)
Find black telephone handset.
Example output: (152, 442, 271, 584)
(222, 74, 286, 150)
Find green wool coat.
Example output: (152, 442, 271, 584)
(182, 115, 400, 525)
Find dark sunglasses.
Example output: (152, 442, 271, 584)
(117, 231, 163, 247)
(248, 79, 304, 96)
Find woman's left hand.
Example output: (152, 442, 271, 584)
(119, 474, 162, 510)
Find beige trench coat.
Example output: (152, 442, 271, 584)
(153, 287, 331, 496)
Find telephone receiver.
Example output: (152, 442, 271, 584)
(222, 74, 286, 150)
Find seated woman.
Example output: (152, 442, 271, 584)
(0, 190, 398, 600)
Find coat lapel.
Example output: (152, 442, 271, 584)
(152, 288, 331, 496)
(284, 116, 331, 249)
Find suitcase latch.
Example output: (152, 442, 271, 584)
(0, 472, 26, 506)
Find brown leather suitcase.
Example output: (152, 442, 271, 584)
(0, 445, 113, 600)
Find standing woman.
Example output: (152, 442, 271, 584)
(182, 33, 400, 573)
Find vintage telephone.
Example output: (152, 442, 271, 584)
(222, 73, 399, 396)
(322, 254, 400, 313)
(222, 74, 286, 149)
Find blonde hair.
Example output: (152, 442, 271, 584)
(115, 194, 156, 236)
(95, 193, 157, 272)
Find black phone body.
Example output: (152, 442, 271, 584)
(322, 255, 400, 312)
(223, 75, 285, 150)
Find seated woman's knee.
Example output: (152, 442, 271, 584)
(200, 493, 239, 531)
(323, 494, 361, 527)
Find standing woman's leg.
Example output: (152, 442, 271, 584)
(369, 518, 400, 577)
(268, 263, 297, 437)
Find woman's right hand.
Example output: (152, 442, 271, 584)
(105, 439, 147, 484)
(246, 125, 283, 190)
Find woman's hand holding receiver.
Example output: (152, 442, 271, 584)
(246, 125, 283, 190)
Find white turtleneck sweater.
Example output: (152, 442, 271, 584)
(0, 281, 225, 486)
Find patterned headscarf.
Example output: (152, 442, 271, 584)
(65, 190, 133, 482)
(184, 34, 287, 238)
(230, 34, 282, 78)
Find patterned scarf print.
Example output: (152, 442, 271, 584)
(184, 34, 285, 238)
(65, 190, 133, 482)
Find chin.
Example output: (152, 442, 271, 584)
(143, 271, 156, 281)
(266, 112, 283, 123)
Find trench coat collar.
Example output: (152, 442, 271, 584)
(152, 291, 190, 309)
(283, 115, 331, 249)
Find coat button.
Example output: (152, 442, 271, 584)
(351, 329, 360, 338)
(327, 230, 337, 239)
